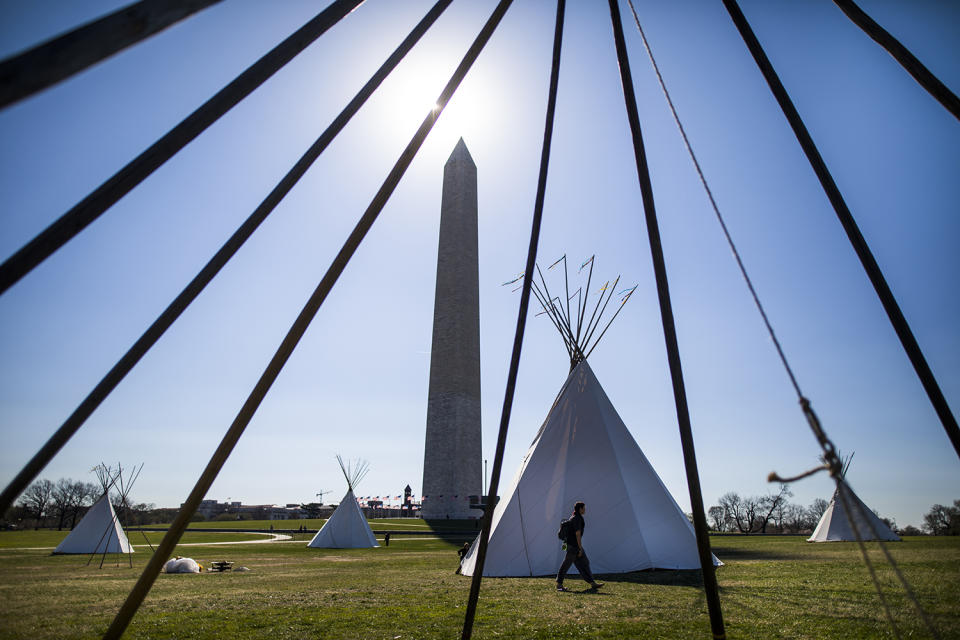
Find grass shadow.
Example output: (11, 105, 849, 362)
(592, 568, 707, 588)
(421, 519, 482, 533)
(708, 545, 804, 562)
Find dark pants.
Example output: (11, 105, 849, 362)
(556, 548, 595, 584)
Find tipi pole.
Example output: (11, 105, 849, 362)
(530, 284, 575, 359)
(722, 0, 960, 461)
(0, 0, 454, 518)
(583, 290, 633, 362)
(104, 1, 513, 635)
(580, 275, 620, 353)
(461, 1, 562, 637)
(830, 0, 960, 121)
(84, 466, 123, 568)
(536, 265, 572, 337)
(117, 463, 144, 569)
(0, 0, 365, 297)
(535, 266, 580, 357)
(0, 0, 223, 110)
(574, 257, 595, 346)
(606, 1, 726, 638)
(579, 276, 610, 352)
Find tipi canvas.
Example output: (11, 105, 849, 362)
(808, 482, 900, 542)
(460, 361, 717, 577)
(53, 494, 133, 554)
(307, 457, 379, 549)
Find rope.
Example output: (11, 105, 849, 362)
(625, 0, 803, 401)
(460, 1, 555, 637)
(0, 0, 366, 297)
(626, 2, 943, 636)
(0, 0, 453, 518)
(104, 1, 511, 635)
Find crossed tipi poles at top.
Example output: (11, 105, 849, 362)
(503, 254, 637, 371)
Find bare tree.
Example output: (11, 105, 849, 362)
(718, 492, 755, 533)
(769, 491, 793, 533)
(18, 479, 54, 525)
(708, 505, 729, 532)
(923, 501, 960, 535)
(741, 496, 762, 533)
(50, 479, 82, 530)
(757, 484, 793, 533)
(808, 497, 830, 524)
(784, 503, 808, 533)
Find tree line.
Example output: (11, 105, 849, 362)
(707, 485, 957, 536)
(2, 476, 176, 529)
(5, 477, 957, 536)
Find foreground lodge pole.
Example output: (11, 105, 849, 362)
(830, 0, 960, 122)
(461, 1, 562, 638)
(104, 0, 512, 636)
(722, 0, 960, 461)
(0, 0, 453, 518)
(0, 0, 366, 297)
(0, 0, 223, 109)
(606, 1, 726, 638)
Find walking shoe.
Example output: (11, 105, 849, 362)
(590, 581, 604, 589)
(556, 584, 567, 592)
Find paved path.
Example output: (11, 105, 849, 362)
(133, 532, 292, 547)
(0, 532, 293, 552)
(2, 532, 467, 552)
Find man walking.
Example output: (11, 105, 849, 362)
(556, 501, 603, 591)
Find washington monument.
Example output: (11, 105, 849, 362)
(421, 139, 482, 520)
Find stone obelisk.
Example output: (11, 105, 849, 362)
(421, 138, 481, 520)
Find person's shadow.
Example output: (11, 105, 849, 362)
(559, 583, 612, 595)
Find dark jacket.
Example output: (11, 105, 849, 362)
(566, 512, 585, 549)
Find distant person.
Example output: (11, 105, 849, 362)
(556, 501, 603, 592)
(455, 542, 471, 575)
(384, 532, 390, 546)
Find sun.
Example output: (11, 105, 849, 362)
(372, 55, 503, 151)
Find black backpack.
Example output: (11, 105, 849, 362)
(557, 517, 571, 541)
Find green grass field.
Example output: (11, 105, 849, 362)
(0, 527, 956, 639)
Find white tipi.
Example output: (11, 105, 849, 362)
(307, 456, 379, 549)
(463, 258, 716, 577)
(460, 360, 715, 576)
(808, 479, 900, 543)
(54, 465, 133, 555)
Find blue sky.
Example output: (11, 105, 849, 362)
(0, 0, 957, 529)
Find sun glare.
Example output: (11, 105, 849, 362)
(376, 58, 503, 149)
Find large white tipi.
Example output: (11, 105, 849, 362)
(808, 480, 900, 543)
(307, 457, 379, 549)
(460, 361, 715, 576)
(461, 258, 716, 577)
(54, 465, 134, 555)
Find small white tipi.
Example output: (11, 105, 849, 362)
(808, 480, 900, 543)
(461, 361, 718, 577)
(54, 465, 133, 555)
(307, 456, 379, 549)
